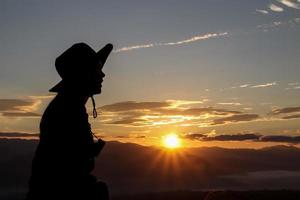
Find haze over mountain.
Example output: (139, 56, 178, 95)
(1, 138, 300, 199)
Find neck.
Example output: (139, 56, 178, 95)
(57, 92, 90, 105)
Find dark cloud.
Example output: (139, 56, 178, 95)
(0, 132, 39, 138)
(183, 133, 300, 144)
(0, 99, 35, 111)
(183, 133, 260, 141)
(183, 133, 206, 140)
(204, 134, 260, 141)
(272, 107, 300, 115)
(114, 135, 146, 139)
(212, 114, 259, 125)
(260, 135, 300, 144)
(282, 114, 300, 119)
(99, 101, 171, 112)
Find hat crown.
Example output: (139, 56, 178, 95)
(55, 43, 98, 79)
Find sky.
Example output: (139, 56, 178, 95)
(1, 0, 300, 148)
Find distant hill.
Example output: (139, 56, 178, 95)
(1, 138, 300, 199)
(113, 190, 300, 200)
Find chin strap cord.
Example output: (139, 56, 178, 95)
(91, 95, 98, 118)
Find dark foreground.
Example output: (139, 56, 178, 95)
(113, 190, 300, 200)
(2, 190, 300, 200)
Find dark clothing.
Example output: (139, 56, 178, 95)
(26, 93, 108, 199)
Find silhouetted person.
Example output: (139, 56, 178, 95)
(26, 43, 113, 200)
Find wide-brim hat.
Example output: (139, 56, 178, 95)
(49, 43, 113, 93)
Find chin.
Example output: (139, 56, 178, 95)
(92, 88, 102, 95)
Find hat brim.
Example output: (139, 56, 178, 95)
(96, 43, 113, 67)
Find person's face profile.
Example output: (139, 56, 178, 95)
(86, 65, 106, 95)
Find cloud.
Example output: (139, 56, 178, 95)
(184, 133, 260, 141)
(212, 114, 259, 125)
(163, 32, 228, 45)
(256, 9, 269, 14)
(286, 82, 300, 90)
(183, 132, 300, 144)
(2, 112, 41, 117)
(99, 101, 241, 116)
(256, 18, 300, 34)
(251, 82, 277, 88)
(0, 99, 41, 118)
(288, 82, 299, 86)
(269, 4, 284, 12)
(98, 100, 247, 127)
(271, 106, 300, 114)
(109, 117, 147, 125)
(260, 135, 300, 143)
(217, 102, 242, 106)
(158, 107, 241, 116)
(230, 82, 277, 90)
(270, 106, 300, 121)
(282, 114, 300, 119)
(205, 134, 260, 141)
(28, 94, 54, 100)
(113, 32, 228, 53)
(259, 18, 300, 28)
(277, 0, 300, 9)
(0, 99, 36, 111)
(110, 134, 146, 139)
(0, 132, 39, 138)
(99, 101, 171, 112)
(183, 133, 206, 140)
(240, 84, 250, 88)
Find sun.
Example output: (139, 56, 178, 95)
(163, 134, 181, 149)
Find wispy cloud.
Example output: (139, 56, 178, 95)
(217, 102, 242, 106)
(282, 114, 300, 119)
(278, 0, 300, 9)
(251, 82, 277, 88)
(286, 82, 300, 90)
(258, 0, 300, 15)
(256, 18, 300, 32)
(288, 82, 299, 86)
(228, 82, 277, 91)
(211, 114, 259, 125)
(114, 32, 228, 53)
(270, 106, 300, 120)
(2, 112, 40, 117)
(240, 84, 250, 88)
(256, 9, 269, 14)
(269, 3, 285, 12)
(272, 106, 300, 114)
